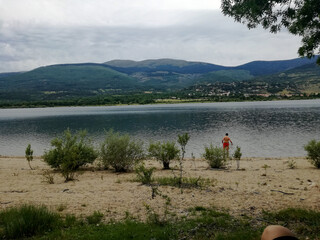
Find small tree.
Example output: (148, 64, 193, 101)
(177, 133, 190, 161)
(233, 146, 242, 170)
(100, 130, 145, 172)
(43, 129, 97, 182)
(304, 139, 320, 168)
(261, 164, 271, 176)
(148, 141, 180, 169)
(135, 164, 155, 185)
(177, 133, 190, 188)
(25, 144, 34, 170)
(202, 144, 226, 169)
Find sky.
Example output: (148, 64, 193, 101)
(0, 0, 303, 73)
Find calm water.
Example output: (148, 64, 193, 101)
(0, 100, 320, 157)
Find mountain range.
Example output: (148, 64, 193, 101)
(0, 57, 319, 102)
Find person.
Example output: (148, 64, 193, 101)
(261, 225, 298, 240)
(222, 133, 233, 151)
(222, 133, 233, 159)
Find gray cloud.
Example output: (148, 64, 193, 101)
(0, 8, 302, 72)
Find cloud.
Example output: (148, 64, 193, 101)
(0, 1, 302, 72)
(0, 0, 219, 27)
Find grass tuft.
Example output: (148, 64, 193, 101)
(263, 208, 320, 238)
(86, 211, 104, 225)
(154, 176, 214, 189)
(0, 204, 61, 239)
(1, 205, 319, 239)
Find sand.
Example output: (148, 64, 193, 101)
(0, 156, 319, 221)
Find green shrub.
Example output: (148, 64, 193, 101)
(0, 205, 61, 239)
(155, 176, 213, 189)
(135, 164, 155, 185)
(43, 129, 97, 181)
(177, 133, 190, 189)
(202, 144, 226, 168)
(148, 141, 180, 169)
(42, 169, 55, 184)
(100, 130, 145, 172)
(262, 164, 271, 176)
(25, 144, 34, 170)
(233, 146, 242, 170)
(86, 211, 104, 225)
(287, 159, 297, 169)
(177, 133, 190, 160)
(304, 139, 320, 168)
(64, 214, 77, 228)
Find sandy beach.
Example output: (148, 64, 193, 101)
(0, 156, 319, 221)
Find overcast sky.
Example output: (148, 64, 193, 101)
(0, 0, 302, 73)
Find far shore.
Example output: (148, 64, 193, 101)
(1, 97, 320, 109)
(1, 156, 319, 221)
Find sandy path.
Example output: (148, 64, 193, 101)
(0, 157, 319, 221)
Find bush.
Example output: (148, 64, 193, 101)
(42, 169, 55, 184)
(148, 141, 180, 169)
(202, 144, 226, 168)
(304, 139, 320, 168)
(0, 205, 61, 239)
(43, 129, 97, 181)
(25, 144, 34, 170)
(135, 164, 155, 185)
(287, 159, 297, 169)
(233, 146, 242, 170)
(100, 130, 145, 172)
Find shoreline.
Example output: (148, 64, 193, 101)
(0, 155, 307, 159)
(1, 156, 319, 221)
(1, 97, 320, 110)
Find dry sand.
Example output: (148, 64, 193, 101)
(0, 156, 319, 221)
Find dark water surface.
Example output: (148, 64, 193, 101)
(0, 100, 319, 157)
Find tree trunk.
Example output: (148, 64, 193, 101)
(28, 161, 33, 170)
(163, 161, 170, 169)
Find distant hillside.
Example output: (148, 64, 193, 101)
(196, 70, 254, 83)
(104, 57, 317, 87)
(0, 64, 141, 101)
(182, 63, 320, 98)
(235, 57, 318, 76)
(0, 72, 23, 78)
(104, 59, 232, 89)
(253, 63, 320, 82)
(104, 59, 230, 74)
(0, 63, 139, 91)
(0, 57, 319, 103)
(105, 59, 193, 68)
(252, 63, 320, 93)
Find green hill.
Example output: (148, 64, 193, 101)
(104, 57, 317, 88)
(0, 57, 319, 104)
(105, 57, 318, 76)
(104, 59, 229, 74)
(104, 59, 231, 89)
(195, 70, 254, 83)
(253, 63, 320, 94)
(235, 57, 318, 76)
(0, 64, 140, 100)
(261, 63, 320, 82)
(105, 59, 195, 68)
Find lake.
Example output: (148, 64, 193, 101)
(0, 100, 320, 157)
